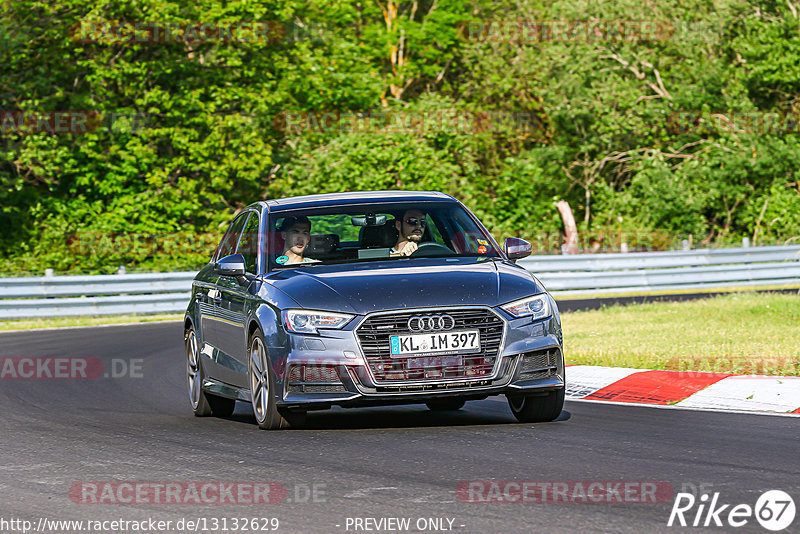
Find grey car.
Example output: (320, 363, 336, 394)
(184, 191, 565, 429)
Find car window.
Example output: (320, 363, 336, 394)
(310, 214, 362, 242)
(215, 212, 249, 261)
(441, 209, 492, 254)
(237, 211, 260, 274)
(426, 214, 447, 245)
(267, 202, 500, 270)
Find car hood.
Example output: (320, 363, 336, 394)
(264, 258, 541, 315)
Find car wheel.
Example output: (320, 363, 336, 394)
(425, 398, 466, 411)
(507, 387, 565, 423)
(248, 328, 304, 430)
(185, 326, 235, 417)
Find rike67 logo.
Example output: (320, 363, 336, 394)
(668, 490, 795, 531)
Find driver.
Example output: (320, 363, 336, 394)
(391, 209, 426, 256)
(278, 216, 321, 265)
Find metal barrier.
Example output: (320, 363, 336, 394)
(521, 244, 800, 295)
(0, 272, 195, 319)
(1, 245, 799, 319)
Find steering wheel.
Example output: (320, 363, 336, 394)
(410, 242, 456, 257)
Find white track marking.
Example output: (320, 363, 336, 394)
(565, 365, 644, 398)
(675, 375, 800, 413)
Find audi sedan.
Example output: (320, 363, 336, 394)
(184, 191, 565, 429)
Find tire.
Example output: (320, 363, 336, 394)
(248, 328, 304, 430)
(507, 387, 565, 423)
(425, 398, 466, 411)
(185, 326, 236, 418)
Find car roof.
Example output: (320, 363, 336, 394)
(261, 191, 456, 212)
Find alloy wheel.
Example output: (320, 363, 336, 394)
(186, 329, 201, 409)
(249, 336, 270, 423)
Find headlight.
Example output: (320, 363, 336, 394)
(501, 294, 551, 320)
(282, 309, 354, 334)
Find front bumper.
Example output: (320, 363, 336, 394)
(276, 311, 565, 410)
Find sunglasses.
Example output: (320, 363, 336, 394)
(404, 217, 427, 227)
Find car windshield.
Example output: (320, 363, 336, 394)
(267, 201, 501, 270)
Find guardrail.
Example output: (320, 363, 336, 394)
(518, 244, 800, 295)
(1, 245, 799, 319)
(0, 272, 195, 319)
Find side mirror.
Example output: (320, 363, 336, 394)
(214, 253, 247, 276)
(504, 237, 532, 261)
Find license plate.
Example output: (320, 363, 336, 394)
(390, 329, 480, 357)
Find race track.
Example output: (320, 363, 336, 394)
(1, 322, 797, 533)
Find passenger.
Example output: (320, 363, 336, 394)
(277, 216, 321, 265)
(391, 209, 426, 256)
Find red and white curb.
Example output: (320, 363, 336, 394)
(565, 365, 800, 416)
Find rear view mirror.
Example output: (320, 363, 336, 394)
(214, 253, 246, 276)
(351, 215, 387, 226)
(504, 237, 532, 261)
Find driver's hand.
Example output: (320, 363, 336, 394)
(400, 242, 418, 256)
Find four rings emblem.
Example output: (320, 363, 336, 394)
(407, 314, 456, 332)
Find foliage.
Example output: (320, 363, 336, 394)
(2, 0, 800, 273)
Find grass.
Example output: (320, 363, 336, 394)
(554, 283, 800, 300)
(562, 292, 800, 376)
(0, 314, 183, 332)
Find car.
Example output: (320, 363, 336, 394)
(183, 191, 565, 429)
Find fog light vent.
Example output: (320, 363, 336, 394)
(519, 349, 559, 378)
(287, 364, 347, 394)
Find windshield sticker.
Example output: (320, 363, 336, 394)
(276, 255, 289, 264)
(477, 239, 489, 246)
(477, 245, 488, 254)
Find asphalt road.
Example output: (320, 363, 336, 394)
(0, 322, 798, 534)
